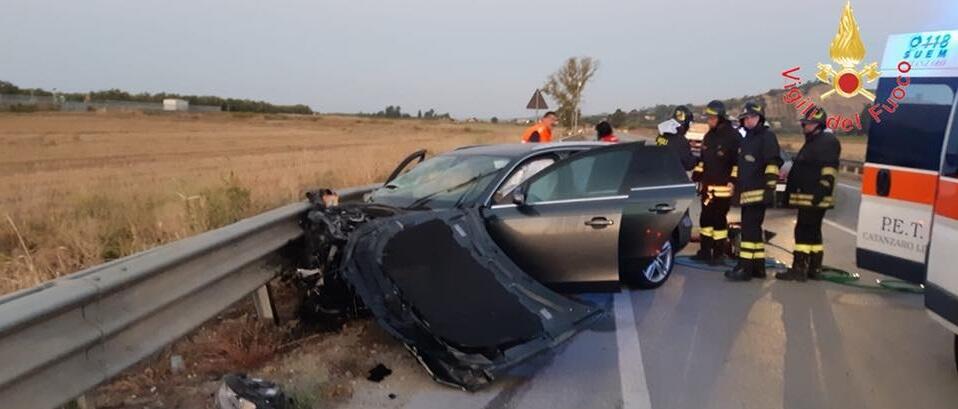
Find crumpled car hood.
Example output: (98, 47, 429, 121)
(332, 207, 603, 390)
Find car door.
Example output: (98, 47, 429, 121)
(618, 147, 697, 277)
(482, 143, 676, 291)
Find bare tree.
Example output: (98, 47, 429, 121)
(542, 57, 599, 128)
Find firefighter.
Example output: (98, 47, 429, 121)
(777, 106, 841, 281)
(725, 101, 782, 281)
(521, 111, 558, 143)
(595, 121, 620, 142)
(691, 100, 740, 265)
(656, 106, 696, 170)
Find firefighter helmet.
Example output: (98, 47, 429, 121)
(673, 106, 693, 125)
(705, 100, 726, 118)
(800, 106, 828, 127)
(738, 100, 764, 119)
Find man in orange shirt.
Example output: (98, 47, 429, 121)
(521, 111, 558, 143)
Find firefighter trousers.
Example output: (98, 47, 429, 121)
(699, 197, 731, 255)
(794, 208, 826, 254)
(739, 205, 766, 261)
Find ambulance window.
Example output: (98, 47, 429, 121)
(944, 102, 958, 178)
(866, 78, 957, 171)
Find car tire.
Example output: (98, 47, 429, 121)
(954, 334, 957, 374)
(627, 238, 675, 289)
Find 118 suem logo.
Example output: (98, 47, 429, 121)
(778, 1, 911, 132)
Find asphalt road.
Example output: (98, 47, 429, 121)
(366, 174, 958, 409)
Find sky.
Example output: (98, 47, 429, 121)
(2, 0, 956, 118)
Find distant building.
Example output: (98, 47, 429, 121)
(163, 98, 189, 111)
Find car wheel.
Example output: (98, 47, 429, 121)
(954, 334, 957, 374)
(630, 239, 675, 289)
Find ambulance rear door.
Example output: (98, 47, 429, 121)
(926, 90, 958, 334)
(856, 30, 958, 283)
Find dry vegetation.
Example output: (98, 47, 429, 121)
(0, 111, 519, 295)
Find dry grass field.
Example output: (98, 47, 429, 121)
(0, 112, 520, 295)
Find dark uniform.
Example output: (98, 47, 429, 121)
(691, 100, 740, 265)
(656, 106, 697, 171)
(725, 102, 782, 281)
(777, 107, 841, 281)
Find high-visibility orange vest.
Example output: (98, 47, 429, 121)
(520, 123, 553, 143)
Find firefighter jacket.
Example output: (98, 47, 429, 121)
(736, 124, 783, 206)
(691, 120, 740, 200)
(785, 129, 841, 209)
(656, 130, 696, 171)
(521, 123, 553, 143)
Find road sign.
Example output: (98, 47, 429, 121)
(526, 89, 548, 110)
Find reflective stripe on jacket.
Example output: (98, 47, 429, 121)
(692, 120, 739, 194)
(737, 125, 783, 206)
(785, 129, 841, 209)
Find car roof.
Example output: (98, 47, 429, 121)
(450, 141, 609, 158)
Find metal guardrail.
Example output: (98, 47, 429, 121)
(839, 158, 865, 175)
(785, 150, 864, 175)
(0, 184, 379, 409)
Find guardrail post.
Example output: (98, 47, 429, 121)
(252, 284, 278, 325)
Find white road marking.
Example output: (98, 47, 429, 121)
(823, 218, 857, 236)
(614, 291, 653, 409)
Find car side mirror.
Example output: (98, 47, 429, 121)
(512, 188, 527, 206)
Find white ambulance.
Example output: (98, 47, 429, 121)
(855, 29, 958, 369)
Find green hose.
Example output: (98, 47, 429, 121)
(762, 241, 924, 293)
(676, 243, 924, 294)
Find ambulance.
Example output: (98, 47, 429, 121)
(855, 29, 958, 369)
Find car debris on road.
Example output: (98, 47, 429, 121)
(215, 373, 289, 409)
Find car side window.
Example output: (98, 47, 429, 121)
(494, 155, 557, 202)
(628, 145, 691, 187)
(525, 149, 632, 204)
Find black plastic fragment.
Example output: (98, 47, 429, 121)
(367, 363, 393, 382)
(215, 373, 289, 409)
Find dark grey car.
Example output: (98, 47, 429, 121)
(368, 142, 696, 290)
(298, 141, 695, 390)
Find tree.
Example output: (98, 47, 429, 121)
(490, 116, 499, 124)
(608, 109, 626, 128)
(541, 57, 599, 128)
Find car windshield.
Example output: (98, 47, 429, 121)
(369, 153, 512, 209)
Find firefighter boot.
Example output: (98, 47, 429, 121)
(691, 237, 712, 262)
(710, 239, 729, 266)
(808, 251, 824, 280)
(776, 252, 809, 282)
(752, 257, 767, 279)
(724, 258, 752, 281)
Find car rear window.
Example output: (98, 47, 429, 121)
(865, 78, 957, 171)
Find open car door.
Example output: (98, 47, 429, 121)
(385, 149, 427, 184)
(483, 143, 695, 291)
(338, 208, 603, 390)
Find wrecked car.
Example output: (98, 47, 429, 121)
(296, 142, 696, 390)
